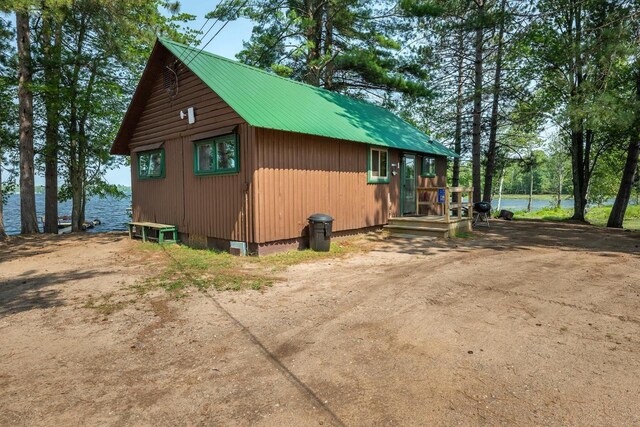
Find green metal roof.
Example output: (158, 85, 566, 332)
(159, 37, 457, 157)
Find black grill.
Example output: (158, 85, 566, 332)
(474, 201, 491, 213)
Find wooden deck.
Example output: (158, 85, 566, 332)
(384, 215, 471, 239)
(384, 186, 474, 238)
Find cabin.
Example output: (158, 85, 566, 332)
(110, 37, 473, 254)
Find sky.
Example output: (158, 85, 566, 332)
(27, 1, 253, 187)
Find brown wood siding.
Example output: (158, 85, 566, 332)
(252, 128, 402, 243)
(129, 52, 252, 242)
(129, 52, 244, 148)
(416, 155, 448, 215)
(181, 123, 251, 241)
(416, 155, 448, 187)
(131, 136, 184, 227)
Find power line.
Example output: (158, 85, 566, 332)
(185, 20, 231, 66)
(180, 14, 223, 65)
(184, 0, 249, 67)
(173, 0, 233, 66)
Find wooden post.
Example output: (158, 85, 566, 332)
(444, 187, 451, 222)
(141, 226, 147, 242)
(468, 189, 474, 220)
(416, 188, 420, 216)
(457, 189, 462, 219)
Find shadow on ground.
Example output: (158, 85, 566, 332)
(0, 267, 117, 318)
(378, 220, 640, 256)
(0, 232, 128, 263)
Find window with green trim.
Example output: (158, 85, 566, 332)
(422, 156, 436, 177)
(137, 149, 165, 179)
(194, 134, 239, 175)
(368, 147, 389, 183)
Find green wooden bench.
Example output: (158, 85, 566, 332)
(128, 222, 178, 244)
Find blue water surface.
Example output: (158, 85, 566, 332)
(3, 193, 131, 235)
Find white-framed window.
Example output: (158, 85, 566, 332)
(368, 146, 389, 184)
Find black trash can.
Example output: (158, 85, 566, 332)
(308, 213, 334, 252)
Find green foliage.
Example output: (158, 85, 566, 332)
(588, 145, 628, 205)
(522, 0, 637, 218)
(514, 205, 640, 230)
(208, 0, 430, 98)
(398, 0, 444, 18)
(2, 1, 196, 226)
(0, 16, 17, 208)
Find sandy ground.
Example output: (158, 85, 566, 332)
(0, 221, 639, 426)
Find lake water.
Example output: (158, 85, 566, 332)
(0, 193, 611, 236)
(494, 197, 574, 212)
(3, 193, 131, 235)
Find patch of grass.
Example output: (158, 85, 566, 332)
(84, 293, 126, 316)
(134, 244, 273, 297)
(251, 239, 368, 271)
(452, 231, 474, 239)
(513, 204, 640, 230)
(133, 236, 370, 296)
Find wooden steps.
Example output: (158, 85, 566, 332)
(383, 216, 471, 239)
(384, 224, 450, 238)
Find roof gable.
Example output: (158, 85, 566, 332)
(111, 38, 457, 157)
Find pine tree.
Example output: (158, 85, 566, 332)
(0, 17, 16, 239)
(209, 0, 430, 98)
(16, 8, 39, 234)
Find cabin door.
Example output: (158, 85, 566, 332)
(401, 154, 417, 216)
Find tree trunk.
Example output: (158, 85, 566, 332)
(304, 0, 323, 86)
(71, 171, 83, 230)
(0, 155, 5, 240)
(607, 136, 640, 227)
(452, 24, 464, 191)
(71, 60, 97, 231)
(69, 108, 80, 231)
(77, 125, 87, 228)
(323, 0, 334, 89)
(607, 68, 640, 228)
(557, 171, 563, 209)
(42, 16, 62, 234)
(68, 17, 86, 232)
(527, 163, 533, 213)
(570, 127, 588, 220)
(16, 11, 39, 234)
(483, 0, 506, 204)
(471, 0, 484, 203)
(636, 163, 640, 205)
(568, 0, 589, 222)
(496, 169, 504, 212)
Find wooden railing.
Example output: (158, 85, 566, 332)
(416, 187, 474, 222)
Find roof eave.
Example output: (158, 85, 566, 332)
(110, 38, 165, 156)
